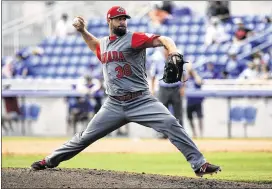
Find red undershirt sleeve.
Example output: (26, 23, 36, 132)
(131, 32, 160, 49)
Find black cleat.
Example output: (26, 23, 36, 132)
(195, 162, 221, 177)
(31, 159, 47, 170)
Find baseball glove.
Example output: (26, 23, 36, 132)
(161, 52, 188, 83)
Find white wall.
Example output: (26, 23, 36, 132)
(2, 79, 272, 138)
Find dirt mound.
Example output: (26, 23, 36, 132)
(2, 168, 271, 188)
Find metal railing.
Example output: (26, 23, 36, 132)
(2, 2, 86, 56)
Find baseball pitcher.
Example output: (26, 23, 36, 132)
(31, 6, 221, 177)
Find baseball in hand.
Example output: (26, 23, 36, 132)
(73, 18, 80, 26)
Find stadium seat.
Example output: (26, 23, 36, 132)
(56, 37, 66, 46)
(80, 56, 90, 66)
(179, 25, 189, 34)
(59, 56, 70, 65)
(63, 46, 73, 55)
(29, 104, 41, 121)
(50, 56, 60, 66)
(66, 66, 77, 78)
(11, 13, 269, 80)
(72, 46, 84, 55)
(53, 46, 63, 55)
(29, 56, 41, 66)
(244, 106, 257, 124)
(229, 106, 244, 122)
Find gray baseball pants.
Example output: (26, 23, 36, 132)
(45, 92, 206, 171)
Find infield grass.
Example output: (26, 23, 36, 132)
(2, 152, 272, 183)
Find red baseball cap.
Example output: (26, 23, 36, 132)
(107, 6, 131, 20)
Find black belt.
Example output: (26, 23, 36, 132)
(111, 91, 143, 101)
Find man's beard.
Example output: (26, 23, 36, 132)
(113, 26, 127, 36)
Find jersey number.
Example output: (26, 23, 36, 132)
(115, 64, 132, 79)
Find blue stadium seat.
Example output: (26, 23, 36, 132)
(219, 43, 231, 53)
(46, 66, 57, 78)
(157, 25, 168, 35)
(60, 56, 70, 65)
(188, 34, 199, 44)
(66, 66, 77, 77)
(186, 55, 196, 63)
(256, 23, 266, 31)
(76, 65, 88, 75)
(41, 37, 58, 46)
(29, 104, 41, 121)
(75, 37, 85, 46)
(244, 106, 257, 124)
(90, 56, 99, 66)
(206, 44, 219, 54)
(73, 46, 84, 55)
(69, 56, 80, 65)
(218, 55, 229, 65)
(29, 56, 41, 66)
(40, 56, 50, 66)
(179, 25, 189, 33)
(190, 16, 205, 25)
(178, 34, 189, 45)
(63, 46, 73, 55)
(229, 106, 244, 122)
(50, 56, 60, 66)
(168, 25, 179, 35)
(44, 46, 54, 55)
(80, 56, 90, 66)
(253, 15, 264, 23)
(53, 46, 63, 55)
(56, 37, 66, 46)
(195, 45, 207, 54)
(185, 44, 197, 54)
(83, 46, 92, 55)
(65, 36, 77, 45)
(56, 66, 67, 77)
(189, 24, 200, 34)
(172, 7, 192, 17)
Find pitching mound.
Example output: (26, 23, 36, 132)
(2, 168, 271, 188)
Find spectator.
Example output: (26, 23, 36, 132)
(2, 57, 15, 78)
(182, 64, 204, 138)
(219, 70, 231, 79)
(76, 74, 104, 113)
(148, 1, 173, 27)
(1, 95, 21, 135)
(67, 96, 94, 134)
(55, 13, 76, 37)
(207, 1, 230, 22)
(200, 62, 220, 79)
(258, 64, 271, 80)
(238, 62, 258, 79)
(13, 52, 32, 78)
(225, 51, 247, 78)
(205, 17, 230, 46)
(13, 46, 44, 78)
(150, 47, 183, 139)
(252, 51, 266, 65)
(233, 18, 253, 43)
(264, 16, 272, 24)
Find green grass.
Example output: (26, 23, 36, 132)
(2, 152, 272, 183)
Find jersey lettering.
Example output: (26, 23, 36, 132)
(101, 51, 127, 64)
